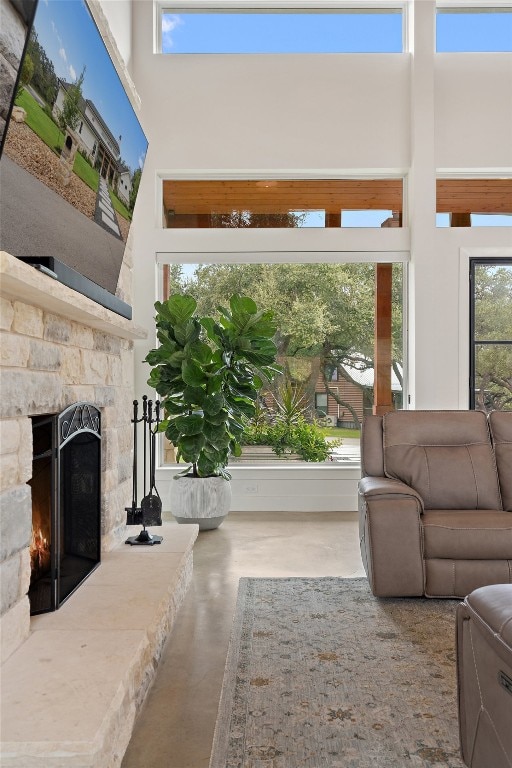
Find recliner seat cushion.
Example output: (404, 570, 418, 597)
(423, 510, 512, 559)
(383, 411, 502, 510)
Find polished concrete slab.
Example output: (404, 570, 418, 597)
(122, 510, 365, 768)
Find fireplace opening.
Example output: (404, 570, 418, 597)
(28, 403, 101, 615)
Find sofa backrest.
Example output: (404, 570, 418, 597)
(360, 415, 384, 477)
(383, 411, 502, 510)
(489, 411, 512, 511)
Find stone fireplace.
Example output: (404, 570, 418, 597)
(0, 252, 199, 768)
(0, 250, 142, 661)
(29, 403, 102, 615)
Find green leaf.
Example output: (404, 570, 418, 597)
(205, 409, 229, 425)
(196, 454, 218, 477)
(230, 294, 257, 315)
(145, 347, 168, 366)
(182, 359, 206, 387)
(163, 397, 186, 416)
(165, 294, 197, 325)
(165, 421, 180, 443)
(179, 433, 205, 461)
(183, 386, 206, 407)
(175, 413, 204, 436)
(232, 399, 256, 418)
(203, 421, 231, 447)
(187, 341, 213, 365)
(203, 392, 225, 416)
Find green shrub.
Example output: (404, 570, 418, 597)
(242, 416, 339, 462)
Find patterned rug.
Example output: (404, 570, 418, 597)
(209, 578, 464, 768)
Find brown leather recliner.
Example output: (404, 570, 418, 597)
(358, 410, 512, 598)
(457, 583, 512, 768)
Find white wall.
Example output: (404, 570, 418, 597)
(97, 0, 133, 74)
(435, 54, 512, 169)
(126, 0, 512, 511)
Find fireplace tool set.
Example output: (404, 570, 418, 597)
(125, 396, 163, 546)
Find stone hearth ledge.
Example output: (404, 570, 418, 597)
(0, 522, 199, 768)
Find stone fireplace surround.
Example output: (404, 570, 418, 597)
(0, 252, 199, 766)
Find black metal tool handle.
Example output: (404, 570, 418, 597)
(151, 401, 160, 492)
(147, 399, 153, 495)
(142, 395, 148, 497)
(132, 399, 138, 507)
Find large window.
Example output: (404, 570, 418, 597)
(470, 259, 512, 412)
(161, 9, 404, 54)
(158, 261, 405, 466)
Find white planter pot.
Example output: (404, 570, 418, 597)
(170, 475, 232, 530)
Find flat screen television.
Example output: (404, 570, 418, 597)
(0, 0, 148, 319)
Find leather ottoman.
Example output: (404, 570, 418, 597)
(457, 584, 512, 768)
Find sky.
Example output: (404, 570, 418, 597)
(32, 0, 147, 173)
(162, 10, 512, 55)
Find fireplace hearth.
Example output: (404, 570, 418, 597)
(28, 403, 101, 614)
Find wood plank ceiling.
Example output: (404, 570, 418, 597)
(162, 178, 512, 220)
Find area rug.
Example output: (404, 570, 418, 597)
(209, 578, 464, 768)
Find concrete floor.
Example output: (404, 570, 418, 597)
(121, 510, 365, 768)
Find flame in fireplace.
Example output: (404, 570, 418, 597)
(30, 526, 51, 582)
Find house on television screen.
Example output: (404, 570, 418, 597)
(53, 79, 121, 188)
(117, 165, 132, 207)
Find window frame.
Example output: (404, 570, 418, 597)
(469, 256, 512, 410)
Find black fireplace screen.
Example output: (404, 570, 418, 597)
(29, 403, 101, 614)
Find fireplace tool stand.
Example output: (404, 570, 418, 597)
(125, 396, 163, 546)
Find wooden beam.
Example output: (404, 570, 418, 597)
(373, 263, 394, 416)
(450, 212, 471, 227)
(326, 211, 341, 227)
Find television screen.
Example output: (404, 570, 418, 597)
(0, 0, 148, 317)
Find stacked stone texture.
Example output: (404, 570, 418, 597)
(0, 294, 135, 662)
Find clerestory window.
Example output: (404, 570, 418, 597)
(162, 178, 404, 229)
(160, 7, 404, 54)
(436, 7, 512, 52)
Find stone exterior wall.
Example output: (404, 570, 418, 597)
(0, 291, 136, 663)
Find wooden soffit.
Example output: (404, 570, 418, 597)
(162, 178, 512, 218)
(436, 179, 512, 214)
(163, 179, 403, 216)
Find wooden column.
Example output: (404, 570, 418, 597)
(162, 265, 170, 300)
(373, 263, 394, 415)
(450, 212, 471, 227)
(326, 211, 341, 227)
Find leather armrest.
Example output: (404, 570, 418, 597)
(359, 476, 425, 511)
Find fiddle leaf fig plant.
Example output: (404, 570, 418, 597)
(145, 293, 281, 479)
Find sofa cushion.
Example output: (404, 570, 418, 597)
(423, 510, 512, 559)
(425, 559, 512, 599)
(383, 411, 502, 510)
(489, 411, 512, 511)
